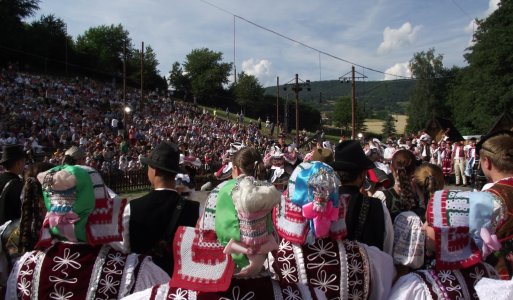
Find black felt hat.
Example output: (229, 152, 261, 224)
(140, 141, 185, 174)
(329, 140, 374, 171)
(0, 145, 26, 165)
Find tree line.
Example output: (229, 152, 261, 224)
(0, 1, 166, 91)
(406, 0, 513, 135)
(0, 0, 322, 131)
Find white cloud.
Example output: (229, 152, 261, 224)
(485, 0, 500, 17)
(383, 62, 411, 80)
(241, 59, 273, 85)
(378, 22, 421, 54)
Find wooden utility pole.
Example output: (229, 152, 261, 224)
(123, 40, 126, 106)
(64, 24, 68, 76)
(295, 74, 300, 145)
(276, 76, 279, 126)
(140, 41, 144, 109)
(340, 66, 366, 139)
(351, 66, 356, 140)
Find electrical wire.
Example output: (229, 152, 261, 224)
(198, 0, 411, 79)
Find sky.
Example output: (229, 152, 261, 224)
(30, 0, 500, 87)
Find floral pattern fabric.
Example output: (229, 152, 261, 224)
(272, 237, 370, 300)
(146, 276, 324, 300)
(13, 242, 143, 299)
(414, 262, 499, 300)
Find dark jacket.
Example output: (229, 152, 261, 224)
(129, 189, 200, 275)
(341, 185, 386, 251)
(0, 172, 23, 223)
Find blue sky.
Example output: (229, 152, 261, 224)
(31, 0, 499, 86)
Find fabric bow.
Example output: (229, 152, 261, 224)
(302, 201, 339, 238)
(47, 211, 80, 242)
(270, 166, 285, 183)
(480, 227, 502, 258)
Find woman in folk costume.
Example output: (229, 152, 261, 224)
(373, 149, 422, 221)
(264, 145, 293, 192)
(388, 190, 504, 300)
(123, 148, 326, 300)
(6, 165, 169, 300)
(478, 130, 513, 279)
(440, 141, 453, 180)
(0, 162, 54, 293)
(392, 164, 445, 277)
(272, 161, 395, 300)
(214, 142, 245, 181)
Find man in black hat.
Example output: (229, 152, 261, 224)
(0, 145, 26, 224)
(127, 141, 199, 275)
(329, 140, 393, 254)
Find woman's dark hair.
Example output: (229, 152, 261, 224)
(19, 162, 55, 253)
(391, 150, 417, 211)
(232, 147, 266, 180)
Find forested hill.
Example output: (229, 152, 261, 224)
(264, 79, 415, 114)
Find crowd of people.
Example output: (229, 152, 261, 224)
(1, 68, 513, 299)
(0, 69, 274, 178)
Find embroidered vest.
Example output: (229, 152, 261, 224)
(413, 262, 498, 300)
(272, 237, 371, 300)
(485, 177, 513, 279)
(149, 276, 324, 300)
(14, 243, 143, 300)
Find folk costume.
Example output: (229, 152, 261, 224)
(123, 176, 326, 300)
(0, 145, 25, 224)
(6, 165, 169, 300)
(214, 142, 245, 181)
(388, 190, 503, 300)
(482, 177, 513, 279)
(441, 146, 453, 178)
(265, 146, 294, 192)
(128, 141, 200, 275)
(330, 141, 394, 254)
(272, 161, 395, 300)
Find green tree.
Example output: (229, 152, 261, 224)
(333, 96, 366, 134)
(25, 14, 70, 72)
(407, 48, 454, 132)
(0, 0, 40, 65)
(233, 72, 264, 112)
(448, 1, 513, 134)
(382, 113, 397, 138)
(183, 48, 232, 104)
(128, 45, 166, 91)
(333, 96, 352, 131)
(168, 62, 191, 100)
(76, 24, 131, 76)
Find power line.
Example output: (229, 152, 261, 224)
(451, 0, 474, 20)
(198, 0, 411, 79)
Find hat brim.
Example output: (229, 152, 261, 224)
(329, 158, 374, 171)
(141, 157, 187, 174)
(0, 152, 26, 165)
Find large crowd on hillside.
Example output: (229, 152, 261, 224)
(1, 68, 513, 299)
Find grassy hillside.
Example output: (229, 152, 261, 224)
(264, 79, 414, 116)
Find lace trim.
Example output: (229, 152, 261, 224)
(413, 272, 435, 300)
(297, 282, 312, 299)
(453, 269, 471, 300)
(292, 243, 307, 284)
(32, 251, 45, 300)
(119, 253, 139, 297)
(271, 280, 284, 300)
(338, 240, 349, 300)
(86, 245, 109, 299)
(358, 242, 371, 300)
